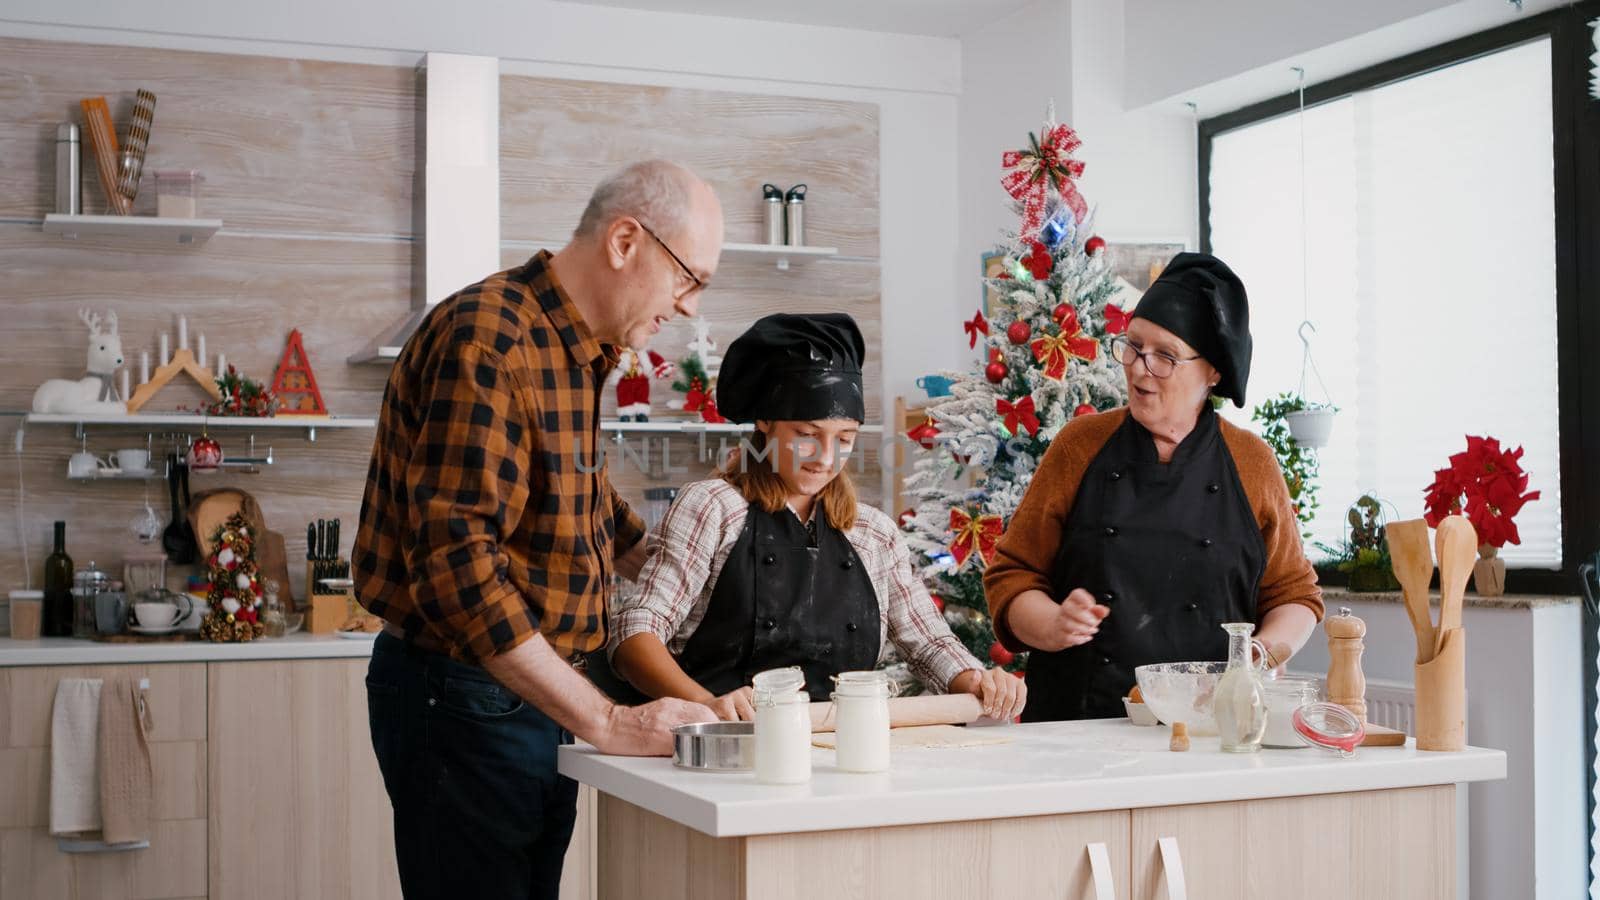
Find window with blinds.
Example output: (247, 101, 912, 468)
(1208, 37, 1561, 569)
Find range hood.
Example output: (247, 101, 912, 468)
(350, 53, 500, 364)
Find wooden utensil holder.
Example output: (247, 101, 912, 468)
(304, 559, 352, 634)
(1415, 627, 1466, 751)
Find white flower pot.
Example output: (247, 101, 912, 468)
(1284, 407, 1336, 449)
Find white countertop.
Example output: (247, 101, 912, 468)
(0, 633, 378, 666)
(558, 719, 1506, 837)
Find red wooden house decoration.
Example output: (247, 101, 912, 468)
(270, 329, 327, 416)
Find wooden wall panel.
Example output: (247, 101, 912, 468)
(0, 37, 415, 235)
(500, 76, 879, 257)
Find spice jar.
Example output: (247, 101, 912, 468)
(753, 667, 812, 785)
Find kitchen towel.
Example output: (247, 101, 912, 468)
(98, 677, 154, 844)
(49, 677, 103, 836)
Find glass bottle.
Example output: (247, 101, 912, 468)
(752, 667, 812, 785)
(1214, 622, 1268, 753)
(261, 579, 286, 638)
(42, 521, 74, 637)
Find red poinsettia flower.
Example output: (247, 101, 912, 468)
(1422, 435, 1540, 546)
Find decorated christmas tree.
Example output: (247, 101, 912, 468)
(899, 111, 1129, 680)
(200, 512, 266, 642)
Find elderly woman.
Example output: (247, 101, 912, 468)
(605, 313, 1025, 722)
(983, 253, 1324, 722)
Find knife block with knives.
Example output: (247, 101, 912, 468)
(304, 518, 352, 634)
(1389, 515, 1472, 752)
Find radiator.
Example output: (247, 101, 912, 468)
(1291, 672, 1419, 735)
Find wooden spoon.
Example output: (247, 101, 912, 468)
(1386, 518, 1436, 663)
(1433, 516, 1477, 660)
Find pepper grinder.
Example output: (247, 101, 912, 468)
(1325, 606, 1368, 726)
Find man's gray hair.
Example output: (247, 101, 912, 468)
(574, 160, 696, 241)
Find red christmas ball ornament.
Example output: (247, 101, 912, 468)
(1006, 321, 1031, 345)
(187, 435, 223, 471)
(1074, 404, 1098, 417)
(1084, 235, 1106, 256)
(907, 419, 941, 450)
(985, 361, 1008, 384)
(930, 594, 945, 613)
(989, 642, 1016, 666)
(1052, 303, 1070, 323)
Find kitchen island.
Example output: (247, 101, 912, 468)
(559, 719, 1506, 900)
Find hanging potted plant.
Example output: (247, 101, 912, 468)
(1316, 494, 1400, 593)
(1284, 402, 1337, 449)
(1252, 392, 1321, 539)
(1422, 435, 1542, 596)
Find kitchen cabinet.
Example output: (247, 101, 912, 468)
(595, 793, 1129, 900)
(1129, 785, 1455, 900)
(0, 650, 596, 899)
(0, 663, 208, 900)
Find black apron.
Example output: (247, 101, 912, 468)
(675, 502, 881, 702)
(1022, 405, 1266, 722)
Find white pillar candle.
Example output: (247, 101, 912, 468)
(139, 351, 150, 384)
(178, 315, 188, 351)
(197, 334, 206, 368)
(119, 368, 130, 402)
(159, 333, 169, 366)
(216, 352, 226, 374)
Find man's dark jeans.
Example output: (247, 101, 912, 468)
(366, 632, 577, 899)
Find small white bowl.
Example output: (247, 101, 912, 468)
(1123, 697, 1159, 726)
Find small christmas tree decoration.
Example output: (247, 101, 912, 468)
(200, 513, 265, 642)
(270, 329, 327, 416)
(205, 366, 277, 417)
(1103, 303, 1131, 335)
(984, 360, 1008, 384)
(1084, 235, 1106, 256)
(1006, 321, 1032, 345)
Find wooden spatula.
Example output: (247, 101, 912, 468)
(1386, 518, 1436, 664)
(1434, 516, 1477, 661)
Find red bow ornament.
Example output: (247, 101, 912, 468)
(964, 310, 991, 349)
(1031, 307, 1099, 380)
(1001, 123, 1089, 236)
(1103, 303, 1131, 335)
(948, 507, 1003, 568)
(996, 395, 1040, 437)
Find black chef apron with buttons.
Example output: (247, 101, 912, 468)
(1021, 405, 1266, 722)
(674, 502, 881, 702)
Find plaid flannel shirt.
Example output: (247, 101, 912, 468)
(608, 478, 980, 692)
(354, 251, 645, 663)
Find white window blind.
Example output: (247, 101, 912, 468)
(1209, 38, 1561, 568)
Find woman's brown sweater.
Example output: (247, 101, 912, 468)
(984, 407, 1325, 653)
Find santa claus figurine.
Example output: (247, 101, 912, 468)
(615, 349, 674, 422)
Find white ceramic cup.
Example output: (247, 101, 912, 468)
(68, 452, 111, 478)
(132, 601, 178, 628)
(115, 449, 150, 472)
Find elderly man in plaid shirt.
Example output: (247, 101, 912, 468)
(355, 160, 722, 899)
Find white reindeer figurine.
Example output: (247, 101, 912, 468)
(31, 309, 128, 415)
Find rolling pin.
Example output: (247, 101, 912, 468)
(809, 693, 982, 733)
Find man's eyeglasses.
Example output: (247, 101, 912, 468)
(638, 221, 704, 299)
(1110, 334, 1202, 379)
